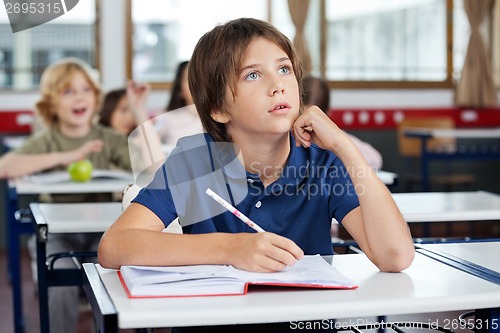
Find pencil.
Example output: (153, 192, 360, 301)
(205, 188, 265, 233)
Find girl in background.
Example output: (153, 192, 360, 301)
(302, 75, 383, 170)
(156, 61, 204, 150)
(99, 81, 152, 136)
(98, 81, 164, 185)
(166, 60, 193, 111)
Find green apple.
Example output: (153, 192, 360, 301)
(67, 159, 94, 182)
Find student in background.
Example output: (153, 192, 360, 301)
(98, 81, 165, 185)
(99, 82, 153, 136)
(0, 58, 132, 333)
(302, 75, 383, 170)
(99, 18, 414, 332)
(98, 88, 132, 135)
(166, 60, 193, 111)
(156, 61, 204, 150)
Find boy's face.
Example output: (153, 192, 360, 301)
(215, 37, 300, 141)
(55, 70, 97, 130)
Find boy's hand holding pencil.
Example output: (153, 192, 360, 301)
(206, 188, 303, 272)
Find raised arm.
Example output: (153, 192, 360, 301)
(293, 106, 414, 272)
(125, 81, 166, 181)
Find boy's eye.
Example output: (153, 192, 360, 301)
(279, 65, 291, 75)
(244, 72, 259, 81)
(62, 88, 73, 95)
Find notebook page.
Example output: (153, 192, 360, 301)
(233, 254, 355, 286)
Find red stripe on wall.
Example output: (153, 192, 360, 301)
(328, 108, 500, 130)
(1, 108, 499, 134)
(0, 111, 34, 134)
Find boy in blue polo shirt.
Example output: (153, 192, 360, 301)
(99, 18, 414, 331)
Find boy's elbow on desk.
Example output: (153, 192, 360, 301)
(97, 244, 112, 269)
(97, 235, 121, 270)
(375, 247, 415, 273)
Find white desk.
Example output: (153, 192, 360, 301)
(418, 241, 500, 274)
(392, 191, 500, 223)
(6, 174, 130, 333)
(12, 176, 133, 195)
(30, 202, 123, 333)
(83, 253, 500, 331)
(30, 202, 122, 233)
(377, 170, 398, 187)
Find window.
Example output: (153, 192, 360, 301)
(0, 0, 99, 90)
(128, 0, 472, 89)
(127, 0, 268, 87)
(326, 0, 448, 83)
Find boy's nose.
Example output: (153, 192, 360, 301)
(74, 90, 86, 100)
(269, 79, 285, 96)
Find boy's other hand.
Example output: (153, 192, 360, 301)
(226, 232, 304, 272)
(292, 106, 345, 152)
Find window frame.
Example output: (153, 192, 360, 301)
(125, 0, 272, 90)
(125, 0, 462, 89)
(0, 0, 101, 91)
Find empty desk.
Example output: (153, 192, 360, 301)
(30, 202, 123, 333)
(5, 175, 131, 333)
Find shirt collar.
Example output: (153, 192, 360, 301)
(245, 132, 309, 191)
(202, 132, 310, 190)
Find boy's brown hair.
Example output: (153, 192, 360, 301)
(35, 58, 102, 127)
(189, 18, 303, 142)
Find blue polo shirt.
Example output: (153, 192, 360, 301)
(133, 133, 359, 255)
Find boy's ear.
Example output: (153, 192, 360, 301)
(210, 110, 230, 124)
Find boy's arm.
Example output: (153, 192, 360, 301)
(98, 202, 303, 271)
(293, 107, 414, 272)
(0, 140, 103, 179)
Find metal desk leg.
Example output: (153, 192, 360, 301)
(5, 185, 33, 333)
(420, 137, 430, 192)
(82, 263, 118, 333)
(36, 222, 50, 333)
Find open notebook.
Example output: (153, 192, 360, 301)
(26, 169, 134, 184)
(119, 254, 357, 298)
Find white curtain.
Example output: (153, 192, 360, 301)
(287, 0, 312, 73)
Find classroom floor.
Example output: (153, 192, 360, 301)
(0, 247, 171, 333)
